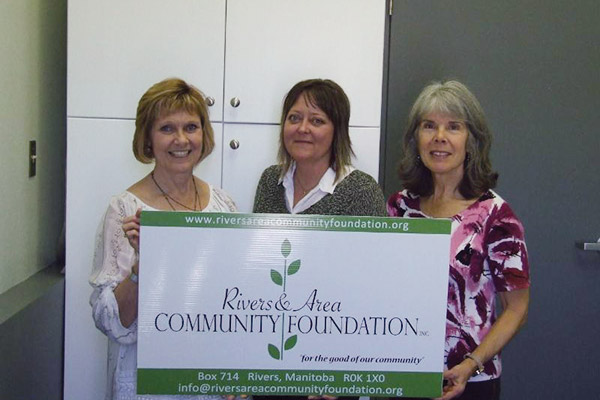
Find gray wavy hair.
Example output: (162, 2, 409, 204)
(398, 80, 498, 198)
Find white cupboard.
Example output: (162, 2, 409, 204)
(222, 0, 385, 126)
(65, 1, 386, 399)
(67, 0, 226, 120)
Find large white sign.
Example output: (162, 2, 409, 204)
(137, 212, 451, 398)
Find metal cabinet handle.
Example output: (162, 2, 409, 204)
(229, 139, 240, 150)
(230, 97, 241, 108)
(576, 239, 600, 251)
(205, 96, 215, 107)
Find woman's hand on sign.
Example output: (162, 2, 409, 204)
(123, 208, 142, 252)
(435, 363, 472, 400)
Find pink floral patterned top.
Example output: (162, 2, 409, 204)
(387, 189, 530, 381)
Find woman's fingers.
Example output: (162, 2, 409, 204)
(434, 365, 469, 400)
(125, 233, 139, 252)
(122, 208, 143, 252)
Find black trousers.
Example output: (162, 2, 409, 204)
(388, 378, 500, 400)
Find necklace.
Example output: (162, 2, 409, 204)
(294, 173, 316, 197)
(151, 171, 201, 211)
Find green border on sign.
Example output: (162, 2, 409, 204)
(140, 212, 451, 235)
(137, 368, 442, 398)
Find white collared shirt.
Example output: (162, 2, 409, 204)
(281, 162, 355, 214)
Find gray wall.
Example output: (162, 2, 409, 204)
(382, 1, 600, 398)
(0, 1, 67, 399)
(0, 0, 67, 294)
(0, 269, 64, 400)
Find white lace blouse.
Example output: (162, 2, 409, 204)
(89, 188, 238, 400)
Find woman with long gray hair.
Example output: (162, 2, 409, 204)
(388, 81, 530, 400)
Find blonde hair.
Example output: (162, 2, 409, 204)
(132, 78, 214, 164)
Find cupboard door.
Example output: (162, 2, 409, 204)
(222, 124, 280, 212)
(349, 127, 381, 181)
(223, 0, 386, 126)
(68, 0, 225, 121)
(65, 118, 152, 400)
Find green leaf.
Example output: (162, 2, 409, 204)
(268, 344, 281, 360)
(284, 335, 298, 350)
(288, 259, 301, 275)
(281, 239, 291, 258)
(270, 269, 283, 286)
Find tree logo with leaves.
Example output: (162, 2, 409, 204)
(268, 238, 301, 360)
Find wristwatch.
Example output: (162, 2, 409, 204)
(464, 353, 484, 375)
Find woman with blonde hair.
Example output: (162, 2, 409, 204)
(90, 78, 238, 400)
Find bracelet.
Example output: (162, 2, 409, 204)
(129, 271, 139, 284)
(464, 353, 484, 375)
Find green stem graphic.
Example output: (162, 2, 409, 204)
(280, 312, 285, 360)
(283, 259, 287, 292)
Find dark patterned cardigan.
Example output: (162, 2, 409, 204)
(253, 165, 386, 217)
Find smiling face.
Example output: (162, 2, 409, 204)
(149, 110, 203, 175)
(417, 112, 469, 181)
(283, 93, 335, 169)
